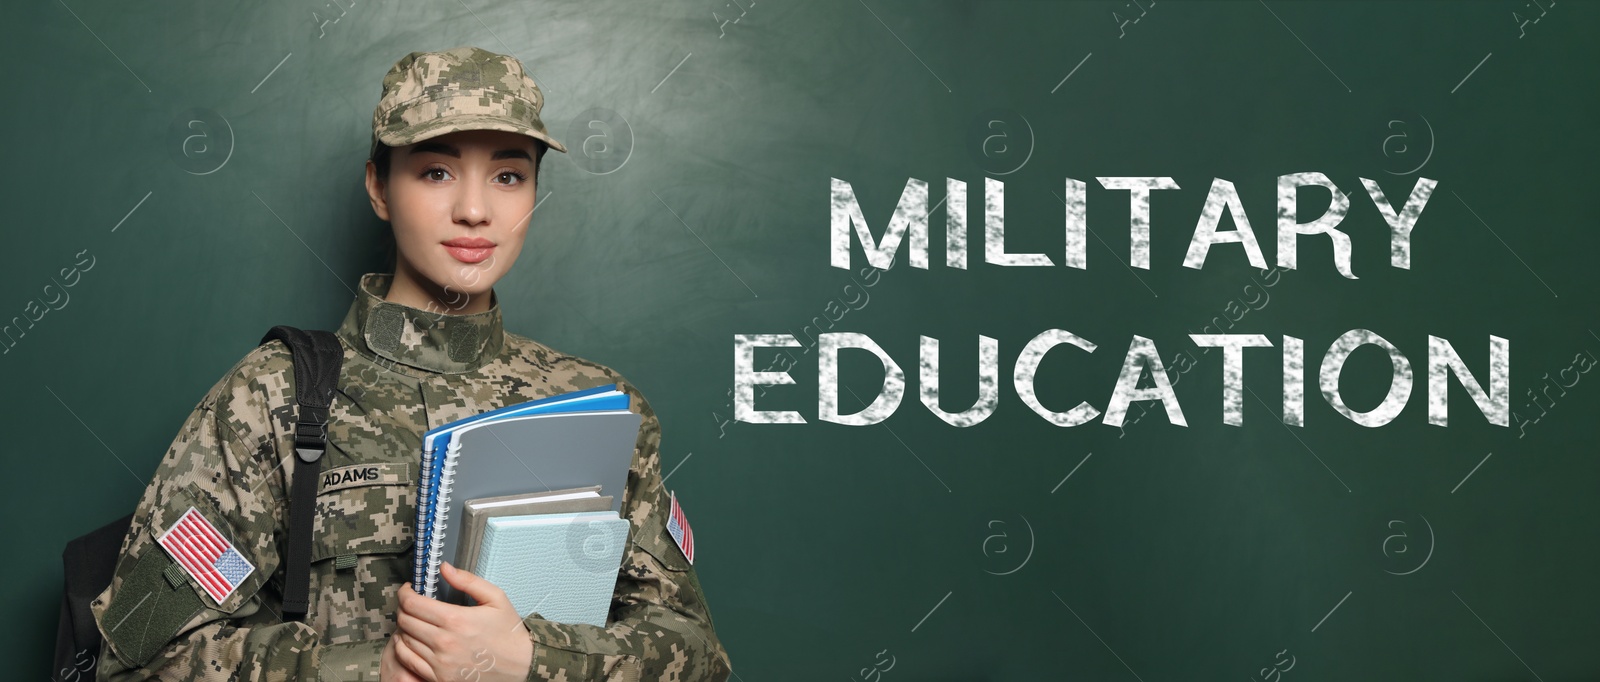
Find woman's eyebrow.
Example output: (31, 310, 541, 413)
(410, 141, 531, 161)
(491, 148, 532, 161)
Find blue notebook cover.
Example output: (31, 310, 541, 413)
(410, 385, 631, 590)
(475, 511, 631, 626)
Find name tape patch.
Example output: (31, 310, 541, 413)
(318, 462, 410, 494)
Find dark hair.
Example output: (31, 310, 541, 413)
(369, 137, 548, 183)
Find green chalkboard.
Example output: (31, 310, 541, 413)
(6, 0, 1597, 679)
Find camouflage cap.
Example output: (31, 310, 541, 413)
(371, 46, 567, 156)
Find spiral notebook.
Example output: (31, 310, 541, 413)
(412, 385, 626, 590)
(410, 385, 641, 600)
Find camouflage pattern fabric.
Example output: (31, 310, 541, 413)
(372, 45, 568, 157)
(91, 272, 731, 681)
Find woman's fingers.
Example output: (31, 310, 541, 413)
(441, 561, 513, 610)
(397, 607, 450, 649)
(392, 634, 438, 682)
(397, 579, 456, 627)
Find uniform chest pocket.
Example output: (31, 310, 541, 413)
(312, 462, 414, 562)
(308, 462, 415, 643)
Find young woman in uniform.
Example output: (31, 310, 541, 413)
(90, 46, 731, 682)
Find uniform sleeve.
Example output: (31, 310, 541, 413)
(516, 372, 733, 681)
(90, 345, 361, 681)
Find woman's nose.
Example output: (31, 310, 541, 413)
(453, 182, 489, 226)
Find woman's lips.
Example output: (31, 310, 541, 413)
(444, 244, 495, 264)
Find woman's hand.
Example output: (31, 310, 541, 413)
(394, 562, 534, 682)
(380, 632, 428, 682)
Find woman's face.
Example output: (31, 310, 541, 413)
(364, 128, 539, 314)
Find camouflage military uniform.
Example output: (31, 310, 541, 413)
(90, 272, 733, 681)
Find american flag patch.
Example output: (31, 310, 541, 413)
(156, 506, 255, 604)
(665, 490, 695, 565)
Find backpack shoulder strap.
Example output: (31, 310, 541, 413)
(258, 326, 343, 619)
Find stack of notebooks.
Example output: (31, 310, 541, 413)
(410, 384, 642, 627)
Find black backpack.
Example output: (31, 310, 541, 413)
(52, 326, 343, 678)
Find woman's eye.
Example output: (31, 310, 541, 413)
(496, 171, 527, 185)
(422, 167, 452, 182)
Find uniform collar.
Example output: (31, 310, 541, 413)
(336, 272, 505, 375)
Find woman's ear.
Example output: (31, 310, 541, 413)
(364, 159, 391, 221)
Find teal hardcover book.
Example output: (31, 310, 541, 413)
(475, 511, 632, 626)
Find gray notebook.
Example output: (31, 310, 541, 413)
(427, 410, 640, 604)
(457, 486, 614, 573)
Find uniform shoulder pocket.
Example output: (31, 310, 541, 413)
(100, 484, 259, 667)
(98, 541, 206, 668)
(146, 484, 268, 614)
(633, 512, 691, 573)
(621, 506, 721, 635)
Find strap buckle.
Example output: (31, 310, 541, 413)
(293, 420, 326, 463)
